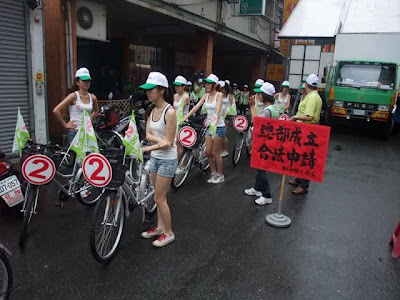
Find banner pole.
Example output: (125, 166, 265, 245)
(266, 175, 292, 228)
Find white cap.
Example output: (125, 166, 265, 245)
(244, 84, 249, 89)
(75, 67, 91, 80)
(218, 81, 226, 88)
(204, 74, 219, 84)
(225, 80, 230, 85)
(256, 82, 276, 96)
(254, 78, 264, 87)
(173, 75, 187, 86)
(281, 80, 290, 88)
(139, 71, 169, 89)
(306, 74, 319, 87)
(187, 81, 192, 86)
(233, 83, 237, 86)
(198, 78, 203, 83)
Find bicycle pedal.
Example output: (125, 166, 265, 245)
(54, 201, 64, 208)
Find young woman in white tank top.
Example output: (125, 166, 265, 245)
(274, 81, 291, 114)
(218, 81, 235, 158)
(140, 72, 178, 248)
(53, 67, 99, 144)
(183, 74, 225, 184)
(172, 75, 190, 158)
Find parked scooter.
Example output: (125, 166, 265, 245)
(0, 151, 24, 216)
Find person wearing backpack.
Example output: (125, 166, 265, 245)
(244, 82, 278, 205)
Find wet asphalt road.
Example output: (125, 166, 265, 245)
(0, 127, 400, 300)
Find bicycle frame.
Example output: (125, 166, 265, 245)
(101, 154, 154, 223)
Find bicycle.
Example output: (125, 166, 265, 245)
(172, 119, 209, 189)
(19, 142, 103, 248)
(0, 243, 12, 300)
(232, 115, 253, 166)
(89, 148, 155, 263)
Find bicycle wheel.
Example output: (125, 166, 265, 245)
(246, 127, 253, 156)
(198, 139, 209, 172)
(232, 134, 244, 166)
(75, 173, 104, 206)
(90, 189, 125, 263)
(140, 173, 156, 215)
(0, 250, 12, 300)
(97, 131, 123, 149)
(171, 151, 194, 189)
(19, 184, 38, 248)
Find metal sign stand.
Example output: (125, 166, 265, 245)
(266, 175, 291, 228)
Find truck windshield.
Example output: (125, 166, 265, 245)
(336, 63, 396, 90)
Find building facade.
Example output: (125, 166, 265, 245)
(44, 0, 284, 141)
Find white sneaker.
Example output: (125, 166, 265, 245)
(255, 196, 272, 205)
(244, 188, 262, 197)
(211, 174, 225, 184)
(207, 173, 217, 183)
(221, 151, 229, 158)
(152, 233, 175, 247)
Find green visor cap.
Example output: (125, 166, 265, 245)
(254, 84, 262, 88)
(281, 85, 290, 88)
(253, 88, 262, 93)
(173, 81, 185, 86)
(204, 78, 216, 83)
(139, 83, 158, 90)
(78, 75, 91, 80)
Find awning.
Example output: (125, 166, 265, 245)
(278, 0, 346, 39)
(341, 0, 400, 33)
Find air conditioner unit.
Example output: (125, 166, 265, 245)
(76, 0, 107, 41)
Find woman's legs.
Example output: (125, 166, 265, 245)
(205, 135, 216, 174)
(151, 172, 173, 235)
(212, 136, 224, 175)
(222, 137, 229, 153)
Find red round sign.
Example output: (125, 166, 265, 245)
(233, 115, 249, 132)
(178, 126, 197, 148)
(22, 154, 56, 185)
(279, 114, 290, 121)
(82, 154, 112, 188)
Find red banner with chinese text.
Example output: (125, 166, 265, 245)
(250, 117, 331, 182)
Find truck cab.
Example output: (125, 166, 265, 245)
(324, 60, 398, 138)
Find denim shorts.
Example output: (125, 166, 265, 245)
(149, 156, 178, 178)
(206, 126, 226, 138)
(66, 129, 78, 144)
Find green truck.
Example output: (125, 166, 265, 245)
(323, 33, 399, 138)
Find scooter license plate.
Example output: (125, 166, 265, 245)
(0, 175, 24, 207)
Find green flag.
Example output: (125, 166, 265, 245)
(12, 108, 30, 155)
(122, 111, 143, 162)
(70, 110, 99, 163)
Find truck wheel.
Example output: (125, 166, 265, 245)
(379, 120, 393, 140)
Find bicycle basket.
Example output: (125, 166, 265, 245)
(100, 148, 127, 188)
(21, 144, 64, 169)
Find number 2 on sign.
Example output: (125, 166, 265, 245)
(28, 159, 49, 179)
(89, 158, 106, 181)
(236, 118, 245, 129)
(181, 129, 193, 144)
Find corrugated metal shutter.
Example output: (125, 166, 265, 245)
(0, 0, 30, 155)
